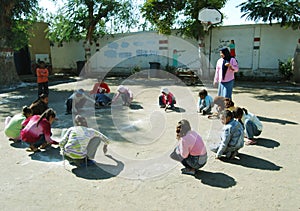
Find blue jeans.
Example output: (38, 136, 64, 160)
(245, 119, 261, 139)
(95, 93, 111, 105)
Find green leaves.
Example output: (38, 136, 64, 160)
(140, 0, 227, 39)
(239, 0, 300, 29)
(46, 0, 137, 44)
(0, 0, 39, 50)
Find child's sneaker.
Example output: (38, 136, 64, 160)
(26, 145, 40, 152)
(39, 142, 50, 149)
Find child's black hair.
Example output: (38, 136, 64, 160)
(37, 108, 56, 127)
(221, 109, 233, 120)
(22, 106, 32, 116)
(199, 89, 208, 97)
(224, 98, 234, 108)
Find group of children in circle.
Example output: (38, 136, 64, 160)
(3, 76, 262, 175)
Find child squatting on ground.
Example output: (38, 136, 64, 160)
(198, 89, 213, 115)
(90, 78, 112, 107)
(4, 106, 33, 142)
(170, 119, 207, 176)
(112, 85, 133, 106)
(65, 89, 88, 115)
(159, 88, 176, 110)
(30, 93, 49, 115)
(21, 108, 58, 152)
(233, 107, 263, 145)
(59, 115, 109, 167)
(210, 110, 244, 159)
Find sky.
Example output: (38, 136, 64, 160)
(39, 0, 259, 26)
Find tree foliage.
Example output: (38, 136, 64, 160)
(238, 0, 300, 29)
(0, 0, 39, 50)
(140, 0, 227, 39)
(46, 0, 138, 44)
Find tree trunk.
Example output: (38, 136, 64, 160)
(0, 50, 20, 88)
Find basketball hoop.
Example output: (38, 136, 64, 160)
(198, 8, 223, 31)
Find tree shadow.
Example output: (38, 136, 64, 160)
(257, 116, 298, 125)
(220, 153, 282, 171)
(194, 170, 236, 188)
(29, 146, 63, 162)
(254, 94, 300, 103)
(256, 137, 280, 149)
(72, 155, 124, 180)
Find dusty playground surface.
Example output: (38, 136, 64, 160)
(0, 74, 299, 210)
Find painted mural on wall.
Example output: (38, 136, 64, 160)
(88, 32, 200, 74)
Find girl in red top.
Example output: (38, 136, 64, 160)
(21, 108, 57, 152)
(159, 88, 176, 110)
(36, 61, 49, 96)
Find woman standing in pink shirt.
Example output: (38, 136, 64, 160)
(170, 119, 207, 176)
(213, 47, 239, 99)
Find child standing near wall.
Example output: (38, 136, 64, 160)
(36, 61, 49, 96)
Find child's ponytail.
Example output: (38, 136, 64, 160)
(37, 108, 56, 127)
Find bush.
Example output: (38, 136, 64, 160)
(131, 65, 141, 74)
(278, 58, 294, 80)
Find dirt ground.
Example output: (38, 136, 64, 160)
(0, 74, 300, 211)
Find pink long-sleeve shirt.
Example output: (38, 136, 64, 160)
(112, 85, 133, 102)
(214, 57, 239, 83)
(21, 115, 55, 144)
(176, 130, 207, 158)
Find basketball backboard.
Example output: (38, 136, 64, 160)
(198, 8, 223, 25)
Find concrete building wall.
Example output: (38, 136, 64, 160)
(205, 24, 299, 79)
(28, 22, 51, 64)
(49, 24, 300, 79)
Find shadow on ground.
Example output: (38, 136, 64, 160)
(130, 104, 144, 110)
(257, 116, 298, 125)
(256, 137, 280, 149)
(165, 107, 186, 113)
(194, 170, 236, 188)
(72, 155, 124, 180)
(10, 141, 30, 149)
(254, 94, 300, 103)
(29, 146, 62, 162)
(220, 153, 282, 171)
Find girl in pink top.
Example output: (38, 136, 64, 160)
(112, 85, 133, 106)
(213, 47, 239, 99)
(170, 119, 207, 176)
(21, 108, 57, 152)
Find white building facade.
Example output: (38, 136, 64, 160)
(50, 23, 299, 80)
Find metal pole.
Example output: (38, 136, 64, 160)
(208, 26, 212, 78)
